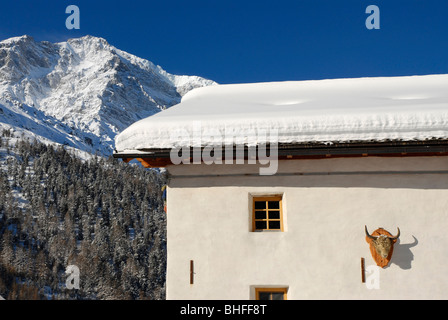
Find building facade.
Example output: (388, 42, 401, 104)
(164, 153, 448, 299)
(114, 74, 448, 299)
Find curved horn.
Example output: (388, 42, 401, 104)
(388, 227, 400, 240)
(365, 225, 377, 240)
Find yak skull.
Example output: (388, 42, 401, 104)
(365, 225, 400, 258)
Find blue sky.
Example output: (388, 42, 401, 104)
(1, 0, 447, 84)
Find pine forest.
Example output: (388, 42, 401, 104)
(0, 129, 167, 300)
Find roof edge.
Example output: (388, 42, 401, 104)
(113, 139, 448, 167)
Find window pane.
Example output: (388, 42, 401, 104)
(258, 292, 271, 300)
(269, 221, 281, 230)
(253, 197, 283, 233)
(271, 292, 284, 300)
(268, 211, 280, 219)
(255, 221, 267, 230)
(254, 201, 266, 210)
(255, 211, 266, 219)
(268, 201, 280, 209)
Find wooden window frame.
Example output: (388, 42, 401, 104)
(255, 287, 288, 300)
(252, 196, 283, 232)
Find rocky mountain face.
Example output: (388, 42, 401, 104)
(0, 35, 216, 156)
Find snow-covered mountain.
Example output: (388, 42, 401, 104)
(0, 35, 216, 156)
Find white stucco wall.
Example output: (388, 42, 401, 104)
(165, 156, 448, 299)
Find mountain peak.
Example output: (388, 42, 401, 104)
(65, 34, 112, 50)
(71, 34, 107, 42)
(0, 35, 216, 156)
(0, 34, 35, 45)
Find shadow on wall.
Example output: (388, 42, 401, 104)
(389, 236, 418, 270)
(169, 169, 448, 190)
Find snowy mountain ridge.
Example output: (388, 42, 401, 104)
(0, 35, 216, 156)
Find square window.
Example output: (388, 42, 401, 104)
(255, 288, 287, 300)
(252, 196, 283, 231)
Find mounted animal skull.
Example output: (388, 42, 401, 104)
(365, 225, 400, 267)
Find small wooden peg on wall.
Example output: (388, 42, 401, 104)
(190, 260, 194, 285)
(361, 257, 365, 283)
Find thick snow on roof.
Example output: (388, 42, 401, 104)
(115, 74, 448, 153)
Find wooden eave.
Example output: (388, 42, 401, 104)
(113, 139, 448, 168)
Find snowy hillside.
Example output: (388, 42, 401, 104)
(0, 133, 167, 300)
(0, 35, 216, 156)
